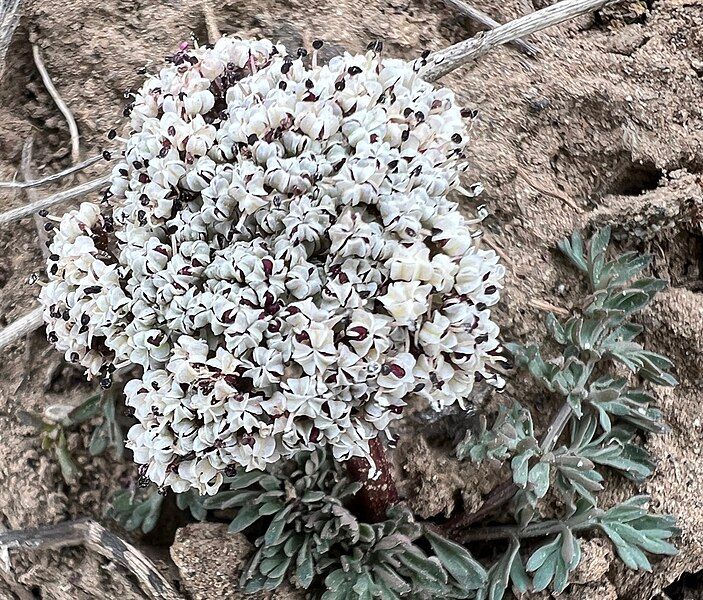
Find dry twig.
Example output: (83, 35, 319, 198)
(32, 43, 81, 164)
(422, 0, 621, 81)
(0, 518, 183, 600)
(481, 232, 511, 267)
(442, 480, 519, 535)
(0, 174, 110, 226)
(440, 0, 539, 57)
(20, 137, 50, 258)
(530, 297, 570, 316)
(517, 166, 581, 211)
(0, 154, 103, 190)
(0, 306, 43, 352)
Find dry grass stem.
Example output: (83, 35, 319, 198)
(21, 137, 50, 257)
(530, 298, 570, 316)
(481, 233, 511, 267)
(201, 0, 221, 43)
(0, 174, 110, 226)
(0, 306, 43, 353)
(422, 0, 621, 81)
(32, 43, 81, 164)
(0, 155, 103, 189)
(0, 0, 22, 80)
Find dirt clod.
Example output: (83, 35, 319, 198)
(170, 524, 304, 600)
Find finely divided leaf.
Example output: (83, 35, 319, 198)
(425, 529, 487, 591)
(526, 531, 581, 593)
(599, 496, 679, 571)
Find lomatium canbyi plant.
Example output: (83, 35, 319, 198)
(37, 33, 678, 600)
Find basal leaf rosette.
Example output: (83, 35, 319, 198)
(39, 37, 505, 494)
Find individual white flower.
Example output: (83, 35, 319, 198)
(377, 353, 416, 394)
(247, 347, 285, 388)
(292, 321, 338, 375)
(178, 458, 223, 495)
(388, 245, 434, 283)
(285, 263, 323, 299)
(418, 312, 454, 356)
(345, 310, 392, 360)
(378, 281, 432, 325)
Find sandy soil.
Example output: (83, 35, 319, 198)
(0, 0, 702, 598)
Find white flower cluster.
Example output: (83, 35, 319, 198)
(40, 37, 505, 495)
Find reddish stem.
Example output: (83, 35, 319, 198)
(346, 437, 399, 523)
(440, 480, 518, 538)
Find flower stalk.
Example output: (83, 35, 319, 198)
(458, 510, 603, 542)
(345, 438, 399, 523)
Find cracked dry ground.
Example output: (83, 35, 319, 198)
(0, 0, 702, 598)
